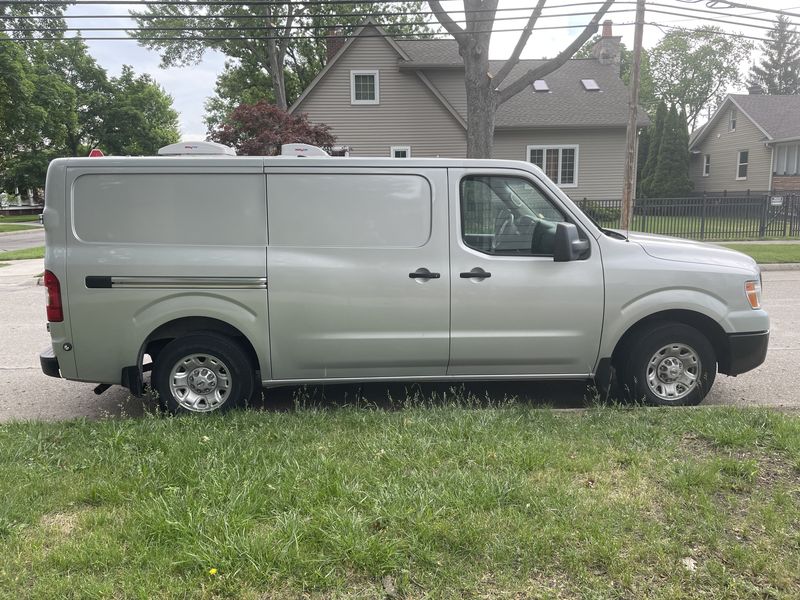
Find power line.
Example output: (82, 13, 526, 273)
(671, 0, 800, 20)
(0, 8, 643, 33)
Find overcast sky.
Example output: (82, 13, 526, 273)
(65, 0, 800, 141)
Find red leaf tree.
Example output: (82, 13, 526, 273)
(209, 101, 335, 156)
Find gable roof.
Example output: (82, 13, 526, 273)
(690, 93, 800, 149)
(293, 25, 649, 130)
(729, 94, 800, 141)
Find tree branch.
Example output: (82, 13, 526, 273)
(492, 0, 547, 87)
(496, 0, 614, 105)
(428, 0, 466, 44)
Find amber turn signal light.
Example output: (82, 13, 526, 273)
(745, 280, 761, 310)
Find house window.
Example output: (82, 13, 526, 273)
(737, 150, 749, 180)
(390, 146, 411, 158)
(774, 143, 800, 176)
(350, 70, 379, 105)
(729, 108, 737, 132)
(703, 154, 711, 177)
(527, 145, 578, 187)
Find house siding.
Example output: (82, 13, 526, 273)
(293, 29, 467, 158)
(424, 69, 468, 118)
(690, 104, 772, 192)
(493, 128, 628, 201)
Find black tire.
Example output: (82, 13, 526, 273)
(152, 332, 256, 415)
(619, 322, 716, 406)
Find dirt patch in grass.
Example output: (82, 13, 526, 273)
(37, 508, 90, 538)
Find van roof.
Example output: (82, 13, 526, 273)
(52, 156, 541, 172)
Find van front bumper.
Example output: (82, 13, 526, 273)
(722, 331, 769, 376)
(40, 346, 61, 378)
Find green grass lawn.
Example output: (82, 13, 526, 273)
(0, 214, 40, 223)
(0, 404, 797, 598)
(721, 243, 800, 264)
(0, 223, 37, 234)
(0, 246, 44, 261)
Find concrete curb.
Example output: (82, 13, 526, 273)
(758, 263, 800, 271)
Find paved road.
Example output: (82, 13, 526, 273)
(0, 227, 45, 252)
(1, 260, 797, 422)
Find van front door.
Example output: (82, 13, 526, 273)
(447, 169, 604, 376)
(266, 168, 450, 380)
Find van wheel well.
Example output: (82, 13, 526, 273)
(611, 310, 730, 374)
(143, 317, 260, 375)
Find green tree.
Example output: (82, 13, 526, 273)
(132, 1, 428, 112)
(638, 102, 666, 197)
(641, 104, 692, 198)
(649, 26, 752, 130)
(29, 38, 110, 155)
(749, 16, 800, 95)
(0, 1, 66, 41)
(98, 66, 180, 156)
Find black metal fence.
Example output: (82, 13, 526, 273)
(578, 192, 800, 240)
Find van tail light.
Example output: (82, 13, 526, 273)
(44, 270, 63, 322)
(745, 280, 761, 310)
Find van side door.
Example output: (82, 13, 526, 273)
(266, 167, 450, 380)
(447, 168, 604, 376)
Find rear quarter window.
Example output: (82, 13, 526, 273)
(71, 173, 266, 246)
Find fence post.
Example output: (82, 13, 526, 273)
(759, 194, 768, 238)
(700, 194, 706, 240)
(640, 197, 647, 233)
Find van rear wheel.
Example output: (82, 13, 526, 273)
(619, 322, 716, 406)
(153, 332, 255, 414)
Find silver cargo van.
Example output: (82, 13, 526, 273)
(39, 146, 769, 413)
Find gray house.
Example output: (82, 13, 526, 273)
(289, 21, 648, 201)
(689, 92, 800, 193)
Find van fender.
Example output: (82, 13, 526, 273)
(122, 291, 269, 393)
(598, 287, 731, 363)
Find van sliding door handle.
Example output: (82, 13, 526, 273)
(409, 269, 440, 279)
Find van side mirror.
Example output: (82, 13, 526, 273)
(553, 222, 590, 262)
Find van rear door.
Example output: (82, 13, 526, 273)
(266, 168, 449, 380)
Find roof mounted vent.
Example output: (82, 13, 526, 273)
(532, 79, 550, 93)
(157, 141, 237, 156)
(581, 79, 600, 91)
(281, 143, 330, 157)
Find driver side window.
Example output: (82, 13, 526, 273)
(460, 175, 566, 256)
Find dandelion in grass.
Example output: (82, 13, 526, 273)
(208, 568, 218, 575)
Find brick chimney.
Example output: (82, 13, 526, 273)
(748, 83, 764, 95)
(592, 20, 622, 67)
(326, 30, 346, 63)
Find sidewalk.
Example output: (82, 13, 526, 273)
(0, 258, 43, 287)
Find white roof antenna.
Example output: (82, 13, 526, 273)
(281, 143, 330, 157)
(158, 141, 237, 156)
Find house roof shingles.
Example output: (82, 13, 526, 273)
(395, 38, 647, 129)
(730, 94, 800, 141)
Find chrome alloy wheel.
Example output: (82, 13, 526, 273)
(168, 353, 232, 412)
(646, 343, 701, 402)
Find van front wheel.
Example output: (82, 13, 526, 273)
(619, 322, 716, 406)
(153, 333, 255, 414)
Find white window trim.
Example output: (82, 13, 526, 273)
(703, 154, 711, 177)
(350, 70, 379, 105)
(390, 145, 411, 158)
(729, 108, 737, 132)
(526, 144, 579, 188)
(736, 149, 749, 180)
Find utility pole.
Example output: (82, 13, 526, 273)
(620, 0, 645, 231)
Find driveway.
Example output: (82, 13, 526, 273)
(1, 260, 797, 422)
(0, 227, 45, 251)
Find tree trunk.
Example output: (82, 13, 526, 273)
(266, 40, 288, 110)
(462, 38, 496, 158)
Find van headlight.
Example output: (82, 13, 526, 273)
(745, 280, 761, 309)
